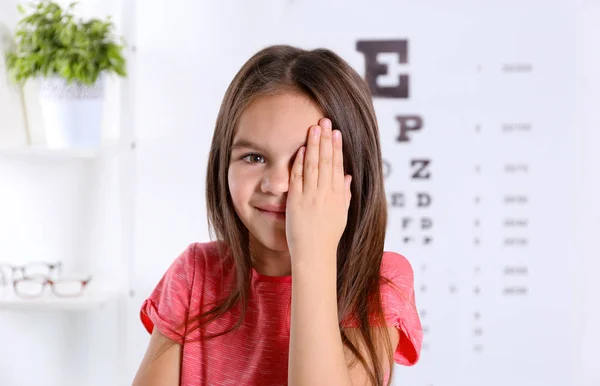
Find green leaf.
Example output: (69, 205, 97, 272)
(3, 0, 127, 85)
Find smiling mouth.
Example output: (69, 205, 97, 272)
(256, 207, 286, 221)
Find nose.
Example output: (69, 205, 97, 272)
(261, 163, 290, 195)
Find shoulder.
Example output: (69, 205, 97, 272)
(140, 240, 230, 342)
(378, 251, 416, 302)
(343, 251, 422, 367)
(150, 240, 230, 299)
(171, 240, 236, 300)
(381, 251, 413, 272)
(177, 240, 223, 262)
(171, 240, 228, 273)
(379, 251, 422, 366)
(380, 251, 415, 286)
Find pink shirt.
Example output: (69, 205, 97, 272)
(140, 241, 422, 385)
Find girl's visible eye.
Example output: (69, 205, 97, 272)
(242, 153, 266, 164)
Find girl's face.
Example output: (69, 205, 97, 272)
(228, 91, 323, 254)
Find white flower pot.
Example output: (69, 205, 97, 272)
(38, 76, 105, 148)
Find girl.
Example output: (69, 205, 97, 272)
(133, 45, 422, 386)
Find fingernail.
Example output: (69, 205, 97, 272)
(313, 126, 321, 138)
(322, 119, 332, 131)
(333, 130, 341, 140)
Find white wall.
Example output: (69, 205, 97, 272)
(574, 1, 600, 385)
(0, 1, 127, 385)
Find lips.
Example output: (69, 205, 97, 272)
(255, 204, 286, 221)
(255, 204, 286, 213)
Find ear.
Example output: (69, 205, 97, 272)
(345, 175, 352, 210)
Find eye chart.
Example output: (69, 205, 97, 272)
(350, 3, 579, 386)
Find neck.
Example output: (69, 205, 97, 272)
(249, 236, 292, 276)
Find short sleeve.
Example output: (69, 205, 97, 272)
(140, 243, 198, 345)
(380, 252, 423, 366)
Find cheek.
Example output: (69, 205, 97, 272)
(228, 165, 257, 207)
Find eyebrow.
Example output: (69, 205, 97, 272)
(231, 137, 307, 156)
(231, 138, 263, 152)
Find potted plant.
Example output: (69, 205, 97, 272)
(4, 1, 126, 148)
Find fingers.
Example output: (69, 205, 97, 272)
(290, 146, 305, 195)
(303, 118, 347, 194)
(318, 118, 333, 189)
(345, 175, 352, 210)
(304, 125, 321, 191)
(331, 123, 345, 192)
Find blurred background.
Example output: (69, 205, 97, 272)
(0, 0, 599, 385)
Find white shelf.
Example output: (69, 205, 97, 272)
(0, 141, 121, 159)
(0, 289, 120, 311)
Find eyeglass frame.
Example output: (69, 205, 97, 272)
(12, 275, 92, 299)
(0, 261, 63, 285)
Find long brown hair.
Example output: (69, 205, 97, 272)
(196, 44, 393, 385)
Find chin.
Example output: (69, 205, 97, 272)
(250, 228, 289, 252)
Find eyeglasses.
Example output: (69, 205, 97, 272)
(0, 261, 63, 285)
(12, 275, 92, 299)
